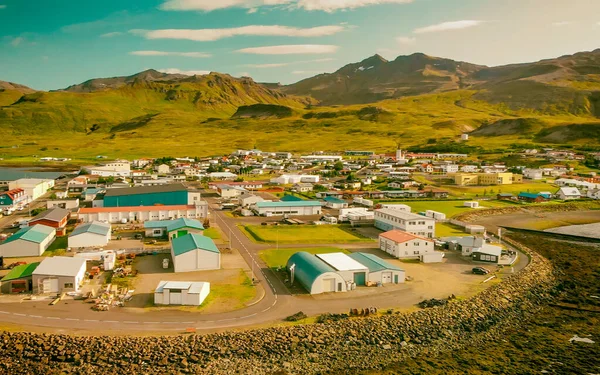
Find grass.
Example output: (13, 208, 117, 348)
(242, 224, 372, 244)
(435, 222, 470, 237)
(43, 236, 68, 256)
(203, 227, 221, 240)
(259, 247, 349, 268)
(443, 181, 556, 198)
(396, 200, 515, 218)
(196, 269, 256, 311)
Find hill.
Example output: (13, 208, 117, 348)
(231, 104, 294, 119)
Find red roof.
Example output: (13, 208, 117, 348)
(79, 205, 195, 214)
(380, 229, 433, 243)
(1, 189, 25, 200)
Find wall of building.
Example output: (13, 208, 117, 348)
(104, 191, 188, 207)
(379, 237, 435, 259)
(173, 250, 220, 273)
(68, 233, 110, 249)
(79, 206, 207, 224)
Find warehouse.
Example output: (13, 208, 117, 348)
(316, 252, 368, 286)
(0, 225, 56, 258)
(323, 197, 349, 209)
(254, 200, 322, 217)
(28, 207, 71, 236)
(32, 256, 87, 294)
(8, 178, 55, 201)
(103, 183, 192, 207)
(68, 221, 111, 249)
(286, 252, 347, 294)
(171, 234, 220, 273)
(349, 252, 405, 284)
(144, 218, 204, 239)
(154, 281, 210, 306)
(78, 203, 208, 223)
(1, 262, 40, 294)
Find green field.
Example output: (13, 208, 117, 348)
(202, 228, 221, 240)
(444, 181, 557, 198)
(435, 223, 471, 237)
(259, 247, 349, 268)
(397, 200, 515, 218)
(242, 224, 371, 244)
(197, 270, 256, 311)
(43, 236, 68, 256)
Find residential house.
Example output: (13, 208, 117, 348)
(379, 230, 439, 262)
(557, 187, 581, 200)
(28, 207, 71, 236)
(292, 183, 314, 193)
(0, 188, 27, 210)
(518, 192, 551, 203)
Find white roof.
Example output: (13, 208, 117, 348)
(559, 187, 581, 196)
(317, 253, 368, 271)
(473, 244, 502, 257)
(155, 281, 209, 294)
(33, 256, 86, 277)
(376, 208, 428, 220)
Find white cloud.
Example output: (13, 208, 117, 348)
(396, 36, 416, 45)
(551, 21, 571, 27)
(101, 32, 123, 37)
(243, 58, 334, 68)
(292, 70, 322, 74)
(0, 5, 6, 9)
(131, 25, 344, 42)
(238, 72, 251, 77)
(10, 37, 24, 47)
(130, 50, 212, 58)
(413, 20, 483, 34)
(247, 7, 258, 13)
(158, 68, 211, 76)
(245, 63, 290, 68)
(159, 0, 412, 12)
(236, 44, 338, 54)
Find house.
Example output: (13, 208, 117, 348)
(46, 198, 80, 210)
(144, 218, 204, 239)
(286, 252, 347, 294)
(442, 236, 485, 256)
(68, 221, 111, 249)
(557, 187, 581, 200)
(323, 196, 349, 209)
(0, 189, 28, 210)
(156, 164, 171, 174)
(472, 245, 502, 264)
(497, 193, 515, 200)
(587, 189, 600, 200)
(523, 168, 543, 180)
(90, 160, 131, 177)
(254, 201, 322, 217)
(1, 262, 40, 294)
(420, 187, 449, 198)
(32, 256, 87, 294)
(0, 225, 56, 258)
(379, 230, 437, 261)
(170, 234, 220, 273)
(78, 204, 208, 223)
(154, 281, 210, 306)
(348, 252, 405, 284)
(208, 172, 238, 180)
(518, 192, 550, 203)
(8, 179, 55, 201)
(374, 209, 435, 238)
(28, 207, 71, 236)
(316, 253, 369, 286)
(379, 204, 411, 212)
(217, 185, 247, 198)
(293, 183, 314, 193)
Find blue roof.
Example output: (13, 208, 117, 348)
(171, 233, 219, 256)
(324, 196, 346, 204)
(286, 252, 336, 292)
(348, 252, 404, 273)
(519, 192, 543, 199)
(2, 225, 55, 245)
(257, 200, 321, 208)
(280, 195, 304, 202)
(70, 221, 111, 237)
(144, 218, 204, 231)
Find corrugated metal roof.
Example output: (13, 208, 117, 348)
(143, 218, 204, 231)
(104, 183, 187, 197)
(257, 200, 321, 208)
(80, 205, 195, 214)
(286, 252, 336, 291)
(316, 253, 367, 271)
(2, 225, 55, 245)
(323, 197, 347, 204)
(348, 253, 403, 272)
(375, 208, 429, 220)
(70, 221, 111, 237)
(380, 229, 432, 243)
(30, 207, 70, 223)
(171, 233, 219, 256)
(280, 195, 304, 202)
(1, 262, 40, 281)
(33, 256, 86, 277)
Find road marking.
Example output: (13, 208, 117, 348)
(46, 317, 60, 320)
(143, 321, 159, 324)
(28, 315, 42, 318)
(65, 318, 80, 321)
(84, 319, 99, 322)
(103, 320, 118, 323)
(13, 313, 26, 317)
(123, 321, 139, 324)
(0, 311, 9, 314)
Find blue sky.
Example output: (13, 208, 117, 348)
(1, 0, 599, 90)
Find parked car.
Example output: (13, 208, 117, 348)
(472, 267, 490, 275)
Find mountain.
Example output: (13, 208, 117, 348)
(58, 69, 191, 93)
(0, 80, 36, 94)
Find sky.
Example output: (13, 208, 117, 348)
(1, 0, 599, 90)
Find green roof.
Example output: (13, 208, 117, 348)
(257, 200, 321, 208)
(280, 195, 304, 202)
(171, 233, 219, 256)
(1, 262, 40, 282)
(144, 218, 204, 232)
(349, 252, 404, 273)
(2, 225, 55, 245)
(286, 252, 336, 292)
(70, 221, 111, 237)
(324, 196, 347, 204)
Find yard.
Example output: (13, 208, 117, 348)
(203, 227, 221, 240)
(259, 247, 350, 269)
(397, 200, 515, 218)
(43, 236, 68, 256)
(242, 224, 372, 244)
(435, 222, 471, 237)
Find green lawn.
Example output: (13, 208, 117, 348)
(443, 181, 556, 198)
(242, 225, 371, 244)
(436, 222, 471, 237)
(259, 247, 349, 268)
(203, 227, 221, 240)
(395, 200, 517, 218)
(43, 236, 68, 256)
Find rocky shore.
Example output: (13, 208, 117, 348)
(0, 237, 556, 375)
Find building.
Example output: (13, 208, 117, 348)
(379, 204, 411, 212)
(239, 194, 264, 208)
(103, 183, 192, 207)
(8, 179, 55, 201)
(557, 187, 581, 200)
(28, 207, 71, 236)
(46, 198, 80, 210)
(374, 209, 435, 238)
(518, 192, 551, 203)
(497, 193, 516, 200)
(1, 262, 40, 294)
(286, 252, 347, 294)
(451, 173, 522, 186)
(323, 196, 349, 209)
(68, 221, 111, 249)
(90, 160, 131, 177)
(156, 164, 170, 174)
(271, 174, 320, 185)
(316, 253, 369, 286)
(464, 201, 479, 208)
(472, 245, 502, 264)
(254, 201, 322, 217)
(208, 172, 238, 180)
(379, 230, 437, 260)
(349, 252, 405, 284)
(588, 189, 600, 200)
(171, 234, 220, 273)
(217, 185, 247, 198)
(32, 256, 87, 294)
(442, 236, 486, 256)
(78, 204, 208, 223)
(301, 155, 343, 162)
(154, 281, 210, 306)
(523, 168, 543, 180)
(293, 183, 314, 193)
(0, 188, 28, 210)
(209, 181, 264, 190)
(144, 218, 204, 239)
(0, 225, 56, 258)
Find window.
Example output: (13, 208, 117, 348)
(64, 283, 74, 289)
(413, 251, 420, 255)
(153, 229, 162, 235)
(414, 242, 420, 246)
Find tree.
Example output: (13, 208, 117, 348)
(418, 183, 425, 191)
(235, 177, 245, 182)
(203, 218, 210, 229)
(333, 161, 344, 171)
(483, 189, 488, 197)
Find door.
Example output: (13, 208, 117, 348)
(322, 278, 335, 293)
(394, 274, 399, 284)
(382, 272, 392, 284)
(353, 272, 366, 286)
(169, 290, 182, 305)
(42, 278, 59, 293)
(177, 230, 188, 238)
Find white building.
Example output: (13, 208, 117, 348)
(171, 234, 221, 273)
(254, 201, 322, 217)
(240, 194, 264, 207)
(32, 256, 87, 294)
(154, 281, 210, 306)
(46, 199, 80, 210)
(90, 160, 131, 177)
(588, 189, 600, 200)
(270, 174, 320, 185)
(157, 164, 170, 174)
(68, 221, 111, 249)
(301, 155, 343, 162)
(557, 187, 581, 200)
(464, 201, 480, 208)
(8, 178, 55, 201)
(348, 252, 405, 284)
(379, 230, 437, 261)
(217, 185, 247, 198)
(523, 168, 543, 180)
(0, 225, 56, 258)
(77, 204, 208, 224)
(316, 253, 369, 286)
(374, 209, 435, 238)
(379, 203, 411, 212)
(286, 252, 347, 294)
(208, 172, 238, 180)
